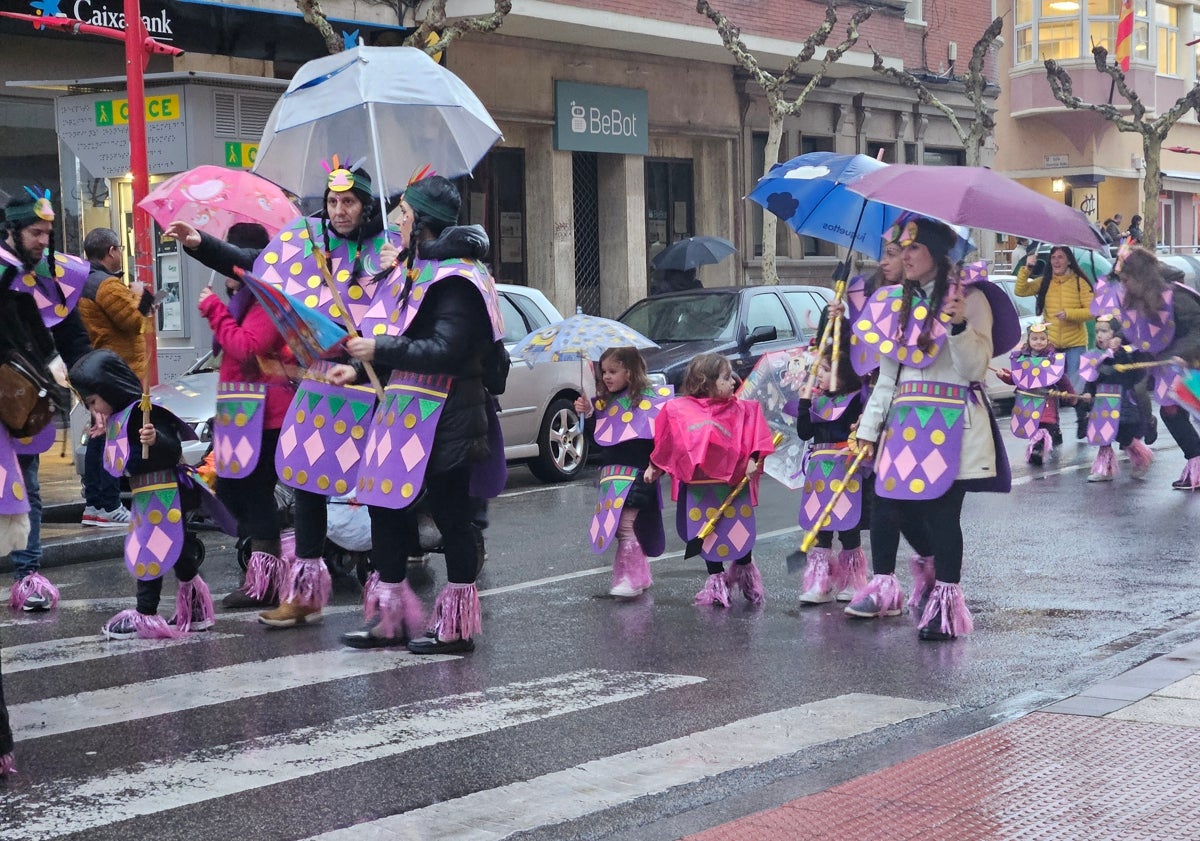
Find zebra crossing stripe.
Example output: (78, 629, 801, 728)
(1, 632, 242, 674)
(302, 693, 948, 841)
(9, 648, 456, 739)
(1, 669, 704, 841)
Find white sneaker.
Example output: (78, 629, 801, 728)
(81, 505, 101, 527)
(1086, 472, 1114, 483)
(93, 506, 132, 528)
(609, 577, 644, 598)
(798, 585, 836, 604)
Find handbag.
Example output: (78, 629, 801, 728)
(0, 350, 57, 437)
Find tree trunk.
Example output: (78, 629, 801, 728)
(759, 110, 785, 286)
(1141, 135, 1162, 251)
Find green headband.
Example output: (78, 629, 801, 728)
(404, 182, 458, 225)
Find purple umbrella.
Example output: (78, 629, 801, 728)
(847, 165, 1106, 250)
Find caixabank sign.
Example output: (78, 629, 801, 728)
(554, 81, 648, 156)
(0, 0, 408, 63)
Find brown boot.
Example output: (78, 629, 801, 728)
(258, 600, 323, 628)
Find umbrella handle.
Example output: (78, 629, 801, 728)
(828, 280, 846, 392)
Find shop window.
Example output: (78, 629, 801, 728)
(1015, 0, 1154, 67)
(1156, 3, 1177, 75)
(0, 97, 64, 250)
(923, 147, 965, 166)
(645, 158, 694, 267)
(458, 148, 526, 285)
(750, 131, 788, 258)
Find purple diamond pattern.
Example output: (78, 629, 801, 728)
(356, 372, 451, 510)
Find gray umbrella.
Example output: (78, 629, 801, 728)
(651, 236, 737, 271)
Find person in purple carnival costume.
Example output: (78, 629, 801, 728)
(330, 174, 505, 654)
(164, 219, 297, 609)
(70, 350, 219, 640)
(2, 189, 93, 614)
(1106, 246, 1200, 490)
(848, 216, 1013, 641)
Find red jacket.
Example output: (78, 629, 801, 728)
(198, 294, 295, 430)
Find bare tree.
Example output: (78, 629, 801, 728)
(1045, 46, 1200, 250)
(697, 0, 872, 285)
(295, 0, 512, 56)
(870, 16, 1003, 168)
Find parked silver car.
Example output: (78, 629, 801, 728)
(73, 283, 594, 483)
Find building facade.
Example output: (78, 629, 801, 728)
(993, 0, 1200, 257)
(1, 0, 998, 374)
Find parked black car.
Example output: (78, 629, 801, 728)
(617, 285, 833, 389)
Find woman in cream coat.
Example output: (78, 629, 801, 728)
(846, 217, 1009, 641)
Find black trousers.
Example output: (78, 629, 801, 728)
(293, 487, 330, 560)
(135, 535, 204, 615)
(370, 465, 483, 585)
(216, 429, 282, 543)
(869, 481, 966, 584)
(1162, 405, 1200, 459)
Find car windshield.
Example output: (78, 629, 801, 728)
(620, 294, 738, 342)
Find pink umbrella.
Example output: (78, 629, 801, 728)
(847, 164, 1107, 250)
(138, 165, 300, 238)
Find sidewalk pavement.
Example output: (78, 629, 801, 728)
(685, 636, 1200, 841)
(0, 448, 125, 574)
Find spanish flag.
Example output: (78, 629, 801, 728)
(1115, 0, 1134, 72)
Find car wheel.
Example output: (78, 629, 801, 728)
(528, 397, 589, 482)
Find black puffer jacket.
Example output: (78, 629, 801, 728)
(370, 226, 495, 475)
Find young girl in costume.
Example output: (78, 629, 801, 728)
(795, 334, 869, 604)
(997, 322, 1077, 466)
(1080, 316, 1155, 482)
(574, 347, 672, 598)
(645, 353, 776, 607)
(69, 350, 230, 640)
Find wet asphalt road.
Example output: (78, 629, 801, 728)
(2, 426, 1199, 841)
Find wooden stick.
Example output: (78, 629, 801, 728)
(139, 390, 151, 459)
(802, 283, 845, 399)
(800, 447, 868, 553)
(308, 230, 386, 401)
(1113, 360, 1174, 372)
(829, 279, 846, 392)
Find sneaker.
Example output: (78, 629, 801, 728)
(844, 592, 903, 619)
(341, 619, 408, 649)
(1087, 472, 1114, 483)
(102, 615, 140, 640)
(167, 612, 214, 632)
(258, 601, 323, 627)
(221, 588, 273, 609)
(918, 609, 954, 642)
(1131, 465, 1150, 481)
(798, 583, 836, 605)
(407, 634, 475, 655)
(22, 592, 51, 613)
(835, 584, 857, 602)
(92, 506, 132, 528)
(1172, 478, 1198, 491)
(609, 577, 644, 598)
(81, 505, 101, 527)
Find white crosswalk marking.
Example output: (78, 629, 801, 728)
(9, 648, 456, 739)
(302, 693, 947, 841)
(1, 632, 242, 673)
(2, 669, 704, 841)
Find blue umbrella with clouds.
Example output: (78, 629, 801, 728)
(746, 151, 973, 262)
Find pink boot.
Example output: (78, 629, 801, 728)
(1126, 439, 1154, 480)
(242, 551, 287, 602)
(918, 581, 974, 641)
(408, 582, 480, 654)
(343, 578, 426, 648)
(835, 547, 869, 602)
(9, 572, 59, 612)
(907, 554, 936, 615)
(844, 573, 905, 619)
(725, 560, 764, 605)
(1087, 445, 1117, 482)
(171, 574, 215, 633)
(694, 572, 731, 607)
(1175, 455, 1200, 490)
(610, 540, 644, 598)
(799, 547, 837, 604)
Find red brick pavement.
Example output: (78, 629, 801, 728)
(684, 712, 1200, 840)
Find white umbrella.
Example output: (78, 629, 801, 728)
(253, 46, 502, 203)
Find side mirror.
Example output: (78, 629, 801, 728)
(743, 324, 778, 349)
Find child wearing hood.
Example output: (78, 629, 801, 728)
(70, 349, 220, 639)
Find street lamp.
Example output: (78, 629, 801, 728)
(1052, 177, 1065, 193)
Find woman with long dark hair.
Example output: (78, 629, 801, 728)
(1015, 245, 1094, 439)
(847, 217, 1014, 641)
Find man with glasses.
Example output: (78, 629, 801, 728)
(78, 227, 153, 527)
